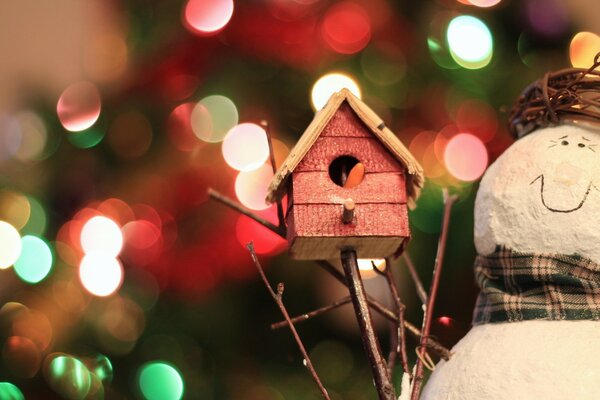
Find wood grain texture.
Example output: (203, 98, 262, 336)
(289, 236, 407, 259)
(320, 102, 372, 137)
(295, 137, 404, 173)
(292, 172, 407, 204)
(289, 203, 408, 237)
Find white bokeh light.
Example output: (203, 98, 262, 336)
(0, 221, 22, 269)
(79, 254, 123, 297)
(222, 123, 270, 172)
(311, 73, 361, 110)
(80, 216, 123, 257)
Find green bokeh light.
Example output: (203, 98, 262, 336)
(91, 354, 113, 382)
(139, 362, 184, 400)
(14, 235, 53, 284)
(21, 196, 47, 236)
(67, 128, 105, 149)
(47, 356, 91, 400)
(0, 382, 25, 400)
(447, 15, 493, 69)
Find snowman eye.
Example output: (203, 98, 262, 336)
(561, 140, 569, 146)
(578, 143, 585, 148)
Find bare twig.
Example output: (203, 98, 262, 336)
(247, 242, 331, 400)
(410, 190, 458, 400)
(341, 249, 395, 400)
(402, 252, 428, 305)
(271, 296, 353, 330)
(208, 188, 286, 237)
(383, 258, 411, 378)
(316, 261, 450, 360)
(260, 120, 285, 230)
(208, 189, 451, 359)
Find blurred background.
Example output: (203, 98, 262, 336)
(0, 0, 598, 398)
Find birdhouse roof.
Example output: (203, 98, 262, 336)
(266, 88, 424, 207)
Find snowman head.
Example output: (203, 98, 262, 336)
(474, 123, 600, 262)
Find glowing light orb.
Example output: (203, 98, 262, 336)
(234, 164, 273, 211)
(80, 216, 123, 257)
(139, 362, 184, 400)
(357, 259, 385, 279)
(0, 221, 21, 269)
(79, 254, 123, 297)
(570, 32, 600, 68)
(184, 0, 234, 35)
(46, 355, 91, 399)
(444, 133, 488, 181)
(222, 123, 269, 171)
(191, 95, 238, 143)
(468, 0, 501, 7)
(14, 236, 53, 284)
(311, 73, 361, 110)
(322, 2, 371, 54)
(0, 382, 25, 400)
(57, 82, 101, 132)
(167, 103, 198, 152)
(447, 15, 493, 69)
(15, 111, 47, 162)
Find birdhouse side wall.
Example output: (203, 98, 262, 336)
(285, 102, 410, 259)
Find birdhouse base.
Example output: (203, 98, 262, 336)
(288, 236, 408, 260)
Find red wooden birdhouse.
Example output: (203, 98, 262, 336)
(266, 89, 424, 260)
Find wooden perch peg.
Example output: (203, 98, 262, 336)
(342, 198, 355, 224)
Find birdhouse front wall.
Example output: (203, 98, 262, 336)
(286, 102, 410, 260)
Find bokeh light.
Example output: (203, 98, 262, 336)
(21, 196, 47, 236)
(0, 221, 21, 269)
(235, 212, 287, 255)
(89, 354, 113, 382)
(0, 382, 24, 400)
(167, 103, 199, 152)
(191, 95, 238, 143)
(79, 255, 124, 297)
(14, 111, 47, 162)
(57, 82, 101, 132)
(2, 336, 41, 378)
(80, 216, 123, 257)
(234, 164, 273, 211)
(138, 362, 184, 400)
(570, 32, 600, 68)
(46, 355, 91, 399)
(444, 133, 488, 181)
(222, 123, 270, 171)
(0, 190, 31, 230)
(311, 73, 361, 110)
(183, 0, 234, 35)
(322, 2, 371, 54)
(0, 114, 22, 161)
(467, 0, 501, 7)
(67, 128, 105, 149)
(446, 15, 493, 69)
(14, 236, 53, 284)
(357, 258, 385, 279)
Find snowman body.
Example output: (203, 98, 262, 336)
(422, 124, 600, 399)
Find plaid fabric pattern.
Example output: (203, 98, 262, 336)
(473, 246, 600, 325)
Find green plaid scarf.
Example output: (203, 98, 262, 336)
(473, 247, 600, 324)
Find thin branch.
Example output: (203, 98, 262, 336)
(383, 258, 411, 378)
(411, 190, 458, 400)
(271, 296, 353, 330)
(247, 242, 331, 400)
(208, 188, 286, 237)
(316, 261, 451, 360)
(208, 189, 451, 360)
(402, 252, 428, 305)
(342, 249, 395, 400)
(260, 120, 285, 230)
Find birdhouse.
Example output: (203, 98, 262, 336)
(266, 89, 424, 260)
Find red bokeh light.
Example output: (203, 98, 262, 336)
(322, 2, 371, 54)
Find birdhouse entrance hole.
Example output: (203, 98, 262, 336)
(328, 155, 364, 188)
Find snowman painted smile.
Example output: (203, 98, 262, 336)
(530, 174, 594, 213)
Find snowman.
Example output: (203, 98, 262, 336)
(422, 61, 600, 399)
